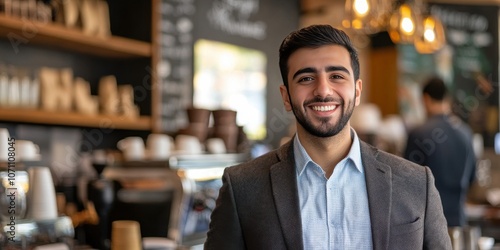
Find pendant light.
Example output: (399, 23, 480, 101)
(388, 3, 421, 44)
(342, 0, 447, 54)
(342, 0, 390, 34)
(414, 14, 446, 53)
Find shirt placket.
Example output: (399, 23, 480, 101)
(328, 169, 343, 250)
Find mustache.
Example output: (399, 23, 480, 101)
(304, 96, 343, 106)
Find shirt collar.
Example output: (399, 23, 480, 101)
(293, 128, 363, 176)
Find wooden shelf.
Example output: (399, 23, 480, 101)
(0, 108, 152, 130)
(0, 14, 152, 58)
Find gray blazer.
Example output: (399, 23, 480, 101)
(205, 140, 452, 250)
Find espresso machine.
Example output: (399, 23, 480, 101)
(97, 152, 248, 249)
(168, 153, 249, 247)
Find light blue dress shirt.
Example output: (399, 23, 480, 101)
(294, 130, 373, 250)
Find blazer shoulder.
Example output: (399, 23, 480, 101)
(365, 143, 428, 178)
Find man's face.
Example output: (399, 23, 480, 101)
(279, 45, 362, 138)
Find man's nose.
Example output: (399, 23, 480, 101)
(313, 75, 332, 98)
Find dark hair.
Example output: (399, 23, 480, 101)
(278, 25, 360, 88)
(422, 76, 448, 101)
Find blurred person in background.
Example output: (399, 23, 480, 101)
(205, 24, 450, 250)
(404, 76, 477, 229)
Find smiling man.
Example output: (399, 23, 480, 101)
(204, 25, 451, 250)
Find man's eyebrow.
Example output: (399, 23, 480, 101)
(325, 66, 350, 75)
(292, 67, 317, 80)
(292, 66, 351, 80)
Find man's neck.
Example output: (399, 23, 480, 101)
(427, 101, 450, 117)
(297, 126, 353, 178)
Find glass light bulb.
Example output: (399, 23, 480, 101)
(401, 17, 414, 34)
(423, 18, 436, 42)
(354, 0, 369, 17)
(424, 29, 436, 42)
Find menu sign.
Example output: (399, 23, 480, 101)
(205, 0, 267, 40)
(159, 0, 196, 132)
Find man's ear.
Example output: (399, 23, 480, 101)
(280, 85, 292, 111)
(355, 79, 362, 106)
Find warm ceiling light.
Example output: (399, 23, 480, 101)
(401, 17, 415, 34)
(388, 3, 421, 44)
(343, 0, 447, 53)
(354, 0, 370, 17)
(414, 15, 446, 54)
(424, 29, 436, 41)
(343, 0, 385, 33)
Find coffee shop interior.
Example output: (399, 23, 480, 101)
(0, 0, 500, 249)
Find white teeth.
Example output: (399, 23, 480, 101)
(312, 105, 336, 111)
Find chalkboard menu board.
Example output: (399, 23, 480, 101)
(159, 0, 196, 132)
(159, 0, 299, 144)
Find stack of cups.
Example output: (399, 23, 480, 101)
(111, 220, 142, 250)
(178, 107, 211, 144)
(27, 166, 58, 221)
(212, 109, 239, 153)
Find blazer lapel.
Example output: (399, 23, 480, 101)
(270, 141, 304, 250)
(361, 142, 392, 250)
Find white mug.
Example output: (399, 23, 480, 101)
(117, 137, 145, 161)
(206, 138, 226, 154)
(27, 166, 58, 221)
(146, 133, 174, 160)
(478, 237, 494, 250)
(175, 135, 203, 155)
(16, 140, 40, 161)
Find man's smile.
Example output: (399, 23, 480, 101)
(310, 105, 337, 112)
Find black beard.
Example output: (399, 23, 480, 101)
(290, 96, 355, 138)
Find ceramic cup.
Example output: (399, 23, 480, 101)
(27, 166, 58, 221)
(206, 138, 226, 154)
(213, 125, 239, 153)
(178, 122, 209, 143)
(117, 137, 145, 161)
(212, 109, 237, 126)
(186, 107, 211, 127)
(478, 236, 495, 250)
(175, 135, 203, 155)
(111, 220, 142, 250)
(147, 133, 174, 160)
(16, 140, 40, 161)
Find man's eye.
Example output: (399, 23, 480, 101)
(331, 74, 344, 79)
(298, 76, 314, 82)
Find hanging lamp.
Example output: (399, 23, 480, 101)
(413, 14, 446, 53)
(388, 3, 421, 44)
(342, 0, 389, 34)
